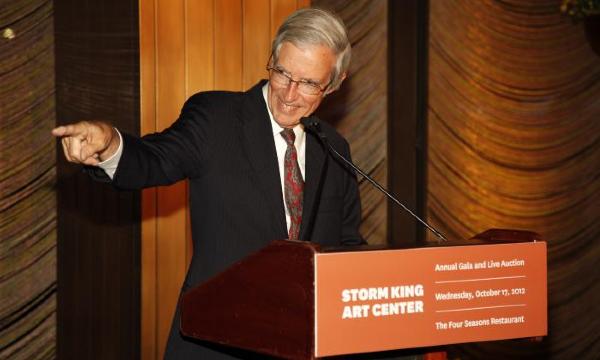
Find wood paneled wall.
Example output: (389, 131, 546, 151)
(139, 1, 309, 358)
(55, 0, 140, 358)
(313, 0, 389, 245)
(2, 1, 57, 358)
(428, 1, 600, 358)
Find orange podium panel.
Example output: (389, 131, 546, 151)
(314, 241, 547, 357)
(181, 229, 547, 359)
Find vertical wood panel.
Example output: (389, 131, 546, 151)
(297, 0, 311, 9)
(140, 188, 157, 360)
(243, 0, 271, 89)
(184, 0, 216, 277)
(215, 0, 243, 90)
(139, 0, 158, 358)
(55, 0, 140, 358)
(186, 0, 215, 95)
(387, 0, 427, 246)
(271, 0, 297, 38)
(155, 0, 188, 358)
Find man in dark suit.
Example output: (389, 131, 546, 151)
(53, 8, 364, 359)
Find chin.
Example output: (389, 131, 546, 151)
(273, 112, 299, 127)
(278, 119, 300, 128)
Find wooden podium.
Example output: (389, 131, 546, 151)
(180, 229, 547, 359)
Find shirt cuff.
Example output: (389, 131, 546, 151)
(97, 128, 123, 180)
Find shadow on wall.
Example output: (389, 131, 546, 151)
(584, 15, 600, 55)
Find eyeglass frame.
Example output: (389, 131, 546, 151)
(265, 56, 332, 96)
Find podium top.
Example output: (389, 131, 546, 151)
(320, 228, 543, 253)
(469, 228, 542, 243)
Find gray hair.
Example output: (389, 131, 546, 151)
(271, 8, 351, 92)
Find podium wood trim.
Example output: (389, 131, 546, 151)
(180, 240, 319, 359)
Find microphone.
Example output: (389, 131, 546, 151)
(301, 117, 448, 242)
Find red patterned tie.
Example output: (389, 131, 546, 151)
(281, 129, 304, 240)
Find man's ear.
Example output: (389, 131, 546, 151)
(325, 71, 347, 96)
(267, 53, 275, 69)
(338, 71, 347, 85)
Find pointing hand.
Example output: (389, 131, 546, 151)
(52, 121, 119, 166)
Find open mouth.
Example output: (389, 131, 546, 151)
(279, 100, 300, 113)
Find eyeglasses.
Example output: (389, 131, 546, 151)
(266, 65, 330, 96)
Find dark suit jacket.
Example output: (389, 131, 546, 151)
(111, 80, 363, 359)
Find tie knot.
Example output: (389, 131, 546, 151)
(281, 128, 295, 145)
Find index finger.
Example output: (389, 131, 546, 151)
(51, 123, 87, 138)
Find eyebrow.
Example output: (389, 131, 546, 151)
(275, 64, 322, 86)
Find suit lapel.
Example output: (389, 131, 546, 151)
(239, 84, 327, 242)
(299, 124, 327, 241)
(239, 82, 288, 239)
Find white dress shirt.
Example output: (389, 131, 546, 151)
(99, 82, 306, 232)
(262, 83, 306, 232)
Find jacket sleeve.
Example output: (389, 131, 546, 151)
(110, 94, 216, 190)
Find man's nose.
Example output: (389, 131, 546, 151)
(283, 81, 299, 101)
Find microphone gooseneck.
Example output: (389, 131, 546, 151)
(301, 117, 448, 242)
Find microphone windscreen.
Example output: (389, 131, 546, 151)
(300, 116, 319, 129)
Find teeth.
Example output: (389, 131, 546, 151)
(282, 103, 295, 112)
